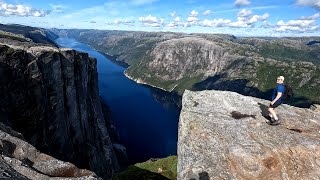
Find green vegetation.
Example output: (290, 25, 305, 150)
(258, 43, 320, 64)
(113, 156, 177, 180)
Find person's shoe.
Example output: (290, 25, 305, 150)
(269, 118, 281, 125)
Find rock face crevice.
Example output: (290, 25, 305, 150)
(178, 90, 320, 179)
(0, 44, 121, 179)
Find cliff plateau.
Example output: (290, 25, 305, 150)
(178, 90, 320, 179)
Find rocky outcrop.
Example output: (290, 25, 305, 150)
(178, 90, 320, 179)
(0, 122, 100, 179)
(0, 42, 122, 179)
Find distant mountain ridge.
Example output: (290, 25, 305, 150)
(0, 24, 58, 46)
(48, 29, 320, 107)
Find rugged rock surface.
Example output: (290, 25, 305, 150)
(0, 37, 123, 179)
(0, 123, 100, 179)
(48, 29, 320, 107)
(178, 90, 320, 179)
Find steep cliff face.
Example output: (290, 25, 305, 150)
(178, 90, 320, 179)
(0, 42, 120, 179)
(48, 29, 320, 107)
(125, 37, 240, 92)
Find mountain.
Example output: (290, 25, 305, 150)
(0, 24, 58, 46)
(178, 90, 320, 179)
(0, 24, 126, 179)
(47, 29, 320, 107)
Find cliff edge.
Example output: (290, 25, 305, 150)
(178, 90, 320, 179)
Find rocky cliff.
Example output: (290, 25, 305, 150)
(50, 29, 320, 107)
(0, 25, 125, 179)
(178, 90, 320, 179)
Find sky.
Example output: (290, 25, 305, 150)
(0, 0, 319, 36)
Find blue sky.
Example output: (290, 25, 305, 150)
(0, 0, 319, 36)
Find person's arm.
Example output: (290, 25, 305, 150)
(271, 92, 282, 105)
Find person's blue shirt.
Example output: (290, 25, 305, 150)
(272, 84, 285, 103)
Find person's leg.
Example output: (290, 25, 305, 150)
(268, 107, 278, 121)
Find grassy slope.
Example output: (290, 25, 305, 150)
(113, 156, 177, 180)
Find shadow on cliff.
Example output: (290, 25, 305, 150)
(112, 166, 171, 180)
(191, 74, 314, 108)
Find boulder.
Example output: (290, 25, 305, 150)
(178, 90, 320, 180)
(0, 123, 100, 179)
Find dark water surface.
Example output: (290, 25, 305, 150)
(55, 37, 180, 164)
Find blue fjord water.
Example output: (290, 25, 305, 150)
(55, 37, 180, 164)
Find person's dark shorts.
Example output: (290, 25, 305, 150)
(269, 101, 282, 108)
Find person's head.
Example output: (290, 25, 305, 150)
(277, 76, 284, 84)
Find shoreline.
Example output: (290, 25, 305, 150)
(123, 71, 171, 92)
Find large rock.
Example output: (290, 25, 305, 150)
(0, 122, 100, 179)
(178, 90, 320, 179)
(0, 42, 121, 179)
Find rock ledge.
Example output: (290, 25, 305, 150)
(178, 90, 320, 180)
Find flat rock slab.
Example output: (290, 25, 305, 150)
(178, 90, 320, 180)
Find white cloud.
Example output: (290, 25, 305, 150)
(231, 9, 269, 27)
(275, 19, 318, 32)
(107, 18, 135, 26)
(299, 13, 320, 20)
(166, 21, 185, 29)
(174, 17, 180, 22)
(190, 10, 198, 17)
(296, 0, 320, 9)
(182, 10, 199, 27)
(248, 13, 269, 23)
(0, 1, 49, 17)
(237, 9, 252, 17)
(201, 18, 232, 27)
(199, 9, 270, 28)
(235, 0, 251, 7)
(203, 10, 211, 16)
(187, 16, 198, 22)
(229, 20, 251, 27)
(139, 15, 158, 23)
(185, 16, 199, 26)
(139, 15, 164, 27)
